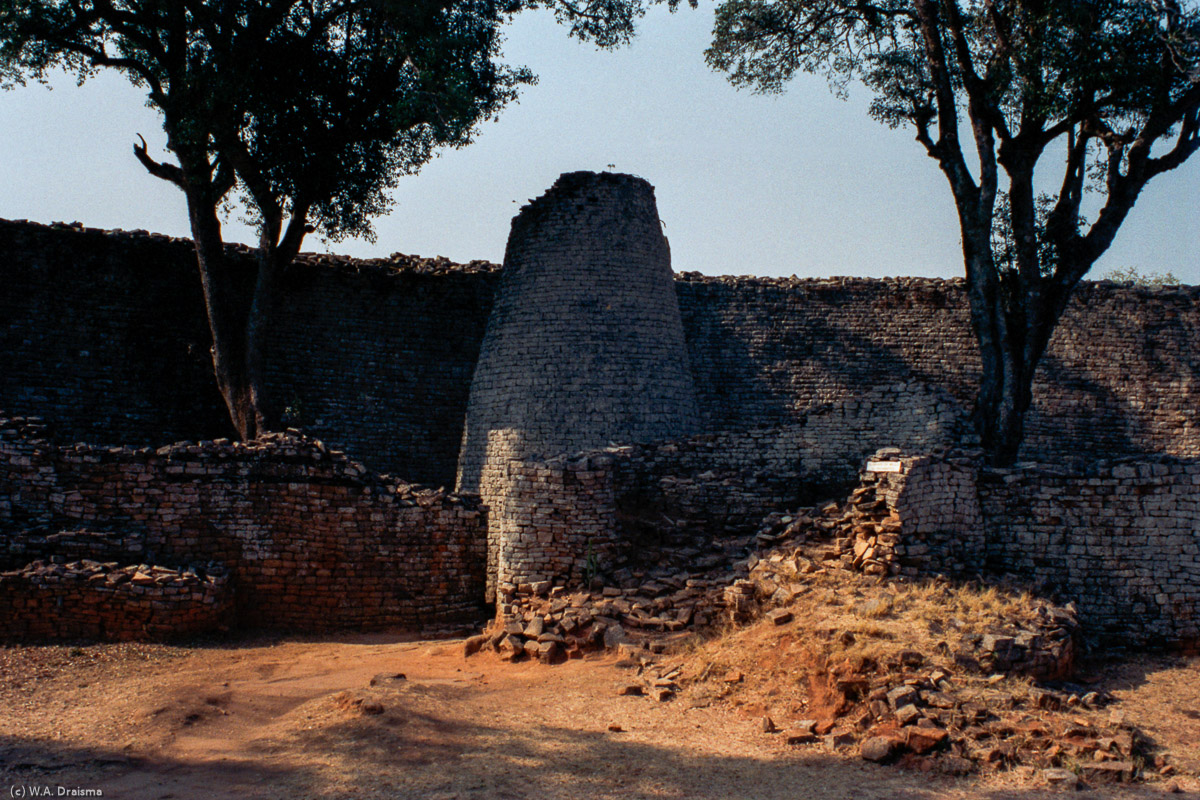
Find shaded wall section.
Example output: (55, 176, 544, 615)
(3, 218, 1198, 483)
(675, 274, 1200, 462)
(0, 420, 487, 634)
(0, 219, 497, 486)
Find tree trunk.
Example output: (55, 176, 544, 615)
(973, 349, 1030, 467)
(183, 185, 262, 440)
(243, 246, 285, 438)
(972, 279, 1065, 467)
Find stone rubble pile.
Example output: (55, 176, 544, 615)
(482, 458, 1081, 685)
(748, 493, 1079, 681)
(754, 647, 1150, 783)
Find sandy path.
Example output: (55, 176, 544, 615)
(0, 635, 1192, 799)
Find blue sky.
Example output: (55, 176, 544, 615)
(1, 3, 1197, 283)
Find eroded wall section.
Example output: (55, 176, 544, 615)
(1, 417, 486, 637)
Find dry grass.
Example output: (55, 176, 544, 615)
(677, 570, 1055, 731)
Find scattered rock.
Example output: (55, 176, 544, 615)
(462, 635, 489, 657)
(904, 727, 948, 755)
(1079, 760, 1134, 784)
(824, 730, 856, 750)
(938, 755, 973, 775)
(1041, 768, 1079, 788)
(369, 673, 406, 686)
(767, 609, 793, 626)
(895, 704, 922, 726)
(860, 736, 896, 763)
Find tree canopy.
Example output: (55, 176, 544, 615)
(1, 0, 692, 439)
(708, 0, 1200, 464)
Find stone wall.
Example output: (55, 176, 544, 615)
(0, 219, 497, 487)
(4, 217, 1199, 484)
(0, 417, 487, 635)
(675, 275, 1200, 463)
(978, 458, 1200, 646)
(0, 560, 233, 641)
(489, 452, 622, 601)
(857, 452, 1200, 646)
(866, 452, 988, 577)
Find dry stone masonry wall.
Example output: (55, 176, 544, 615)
(456, 172, 701, 598)
(675, 274, 1200, 463)
(978, 457, 1200, 646)
(0, 560, 233, 641)
(1, 415, 486, 638)
(4, 216, 1198, 486)
(818, 451, 1200, 647)
(0, 219, 497, 487)
(3, 175, 1200, 645)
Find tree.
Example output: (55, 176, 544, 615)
(1101, 265, 1181, 284)
(706, 0, 1200, 465)
(1, 0, 691, 439)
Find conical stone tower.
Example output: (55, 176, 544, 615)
(456, 171, 700, 598)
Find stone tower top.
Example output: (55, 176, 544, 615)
(456, 170, 700, 497)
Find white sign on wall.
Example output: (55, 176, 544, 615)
(865, 460, 902, 473)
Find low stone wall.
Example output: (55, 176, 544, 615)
(487, 402, 965, 602)
(0, 527, 146, 571)
(850, 452, 1200, 646)
(488, 443, 787, 602)
(865, 452, 987, 576)
(490, 452, 621, 602)
(978, 458, 1200, 646)
(0, 560, 233, 641)
(1, 417, 487, 635)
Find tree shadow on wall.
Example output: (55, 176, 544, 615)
(1023, 353, 1142, 462)
(679, 286, 975, 434)
(680, 281, 1197, 463)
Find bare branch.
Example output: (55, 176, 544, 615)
(132, 133, 184, 186)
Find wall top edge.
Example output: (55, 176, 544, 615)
(3, 217, 1196, 294)
(0, 217, 502, 278)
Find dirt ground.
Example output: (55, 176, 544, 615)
(1, 634, 1197, 800)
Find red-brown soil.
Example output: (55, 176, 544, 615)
(1, 634, 1195, 799)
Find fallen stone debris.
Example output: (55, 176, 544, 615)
(467, 478, 1178, 787)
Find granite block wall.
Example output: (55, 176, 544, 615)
(860, 452, 1200, 645)
(978, 458, 1200, 645)
(0, 560, 233, 641)
(674, 274, 1200, 463)
(490, 451, 622, 599)
(0, 417, 487, 635)
(4, 217, 1198, 484)
(868, 453, 988, 576)
(0, 219, 497, 487)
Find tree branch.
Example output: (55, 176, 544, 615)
(132, 133, 184, 186)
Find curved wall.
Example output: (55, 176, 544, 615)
(455, 172, 701, 598)
(456, 172, 700, 492)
